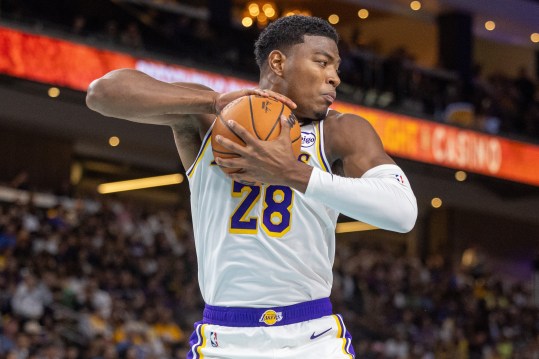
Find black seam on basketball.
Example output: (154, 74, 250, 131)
(265, 102, 284, 141)
(292, 134, 301, 143)
(218, 113, 245, 145)
(249, 96, 263, 140)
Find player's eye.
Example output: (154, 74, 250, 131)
(317, 61, 327, 67)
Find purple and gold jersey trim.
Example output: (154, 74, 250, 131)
(187, 323, 207, 359)
(316, 121, 332, 173)
(203, 297, 332, 327)
(333, 314, 355, 358)
(186, 128, 213, 179)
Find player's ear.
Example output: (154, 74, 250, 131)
(268, 50, 286, 77)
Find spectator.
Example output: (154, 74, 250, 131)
(1, 174, 539, 357)
(71, 15, 88, 36)
(100, 20, 120, 45)
(151, 307, 185, 351)
(120, 22, 143, 49)
(0, 317, 19, 355)
(11, 269, 52, 320)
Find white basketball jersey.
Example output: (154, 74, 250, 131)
(186, 120, 339, 307)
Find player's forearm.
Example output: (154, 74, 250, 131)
(86, 69, 217, 119)
(304, 165, 418, 233)
(281, 161, 313, 193)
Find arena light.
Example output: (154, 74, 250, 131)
(98, 174, 184, 194)
(262, 3, 276, 18)
(108, 136, 120, 147)
(455, 170, 467, 182)
(257, 13, 268, 24)
(248, 3, 260, 16)
(48, 87, 60, 98)
(264, 7, 276, 18)
(531, 33, 539, 43)
(410, 1, 421, 11)
(431, 197, 442, 208)
(336, 221, 377, 233)
(328, 14, 339, 25)
(358, 9, 369, 19)
(485, 21, 496, 31)
(242, 17, 253, 27)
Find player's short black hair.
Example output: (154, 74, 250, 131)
(254, 15, 339, 69)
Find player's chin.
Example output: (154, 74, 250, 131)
(313, 105, 330, 121)
(295, 102, 328, 121)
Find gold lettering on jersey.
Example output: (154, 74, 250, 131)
(258, 310, 283, 325)
(298, 153, 311, 164)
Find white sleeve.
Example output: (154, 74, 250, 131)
(304, 164, 418, 233)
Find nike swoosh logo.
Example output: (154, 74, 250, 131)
(310, 327, 332, 340)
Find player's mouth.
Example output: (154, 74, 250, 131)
(322, 92, 336, 104)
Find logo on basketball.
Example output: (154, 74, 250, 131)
(261, 100, 272, 113)
(301, 132, 316, 148)
(258, 310, 283, 325)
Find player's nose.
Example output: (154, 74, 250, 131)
(327, 69, 341, 88)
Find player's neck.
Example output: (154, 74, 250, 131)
(258, 72, 286, 95)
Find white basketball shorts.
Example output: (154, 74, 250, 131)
(187, 298, 355, 359)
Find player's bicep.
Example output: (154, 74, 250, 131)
(129, 83, 214, 124)
(128, 113, 187, 126)
(131, 113, 214, 135)
(342, 151, 394, 178)
(334, 115, 395, 178)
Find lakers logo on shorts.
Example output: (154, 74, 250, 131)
(259, 310, 283, 325)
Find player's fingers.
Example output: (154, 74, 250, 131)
(214, 155, 243, 169)
(252, 88, 297, 109)
(215, 134, 249, 155)
(262, 90, 297, 109)
(225, 120, 258, 146)
(248, 88, 267, 98)
(229, 173, 259, 186)
(278, 115, 293, 141)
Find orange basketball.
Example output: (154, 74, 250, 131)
(211, 95, 301, 174)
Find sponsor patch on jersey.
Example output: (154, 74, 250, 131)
(258, 310, 283, 326)
(301, 132, 316, 148)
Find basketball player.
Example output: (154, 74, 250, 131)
(86, 15, 417, 358)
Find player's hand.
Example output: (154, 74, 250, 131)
(214, 115, 308, 187)
(213, 89, 296, 114)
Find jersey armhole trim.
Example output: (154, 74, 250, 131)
(186, 123, 214, 179)
(317, 121, 332, 174)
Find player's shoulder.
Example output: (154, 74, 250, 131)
(322, 109, 382, 161)
(323, 109, 377, 136)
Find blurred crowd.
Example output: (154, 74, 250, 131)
(1, 186, 539, 358)
(0, 0, 538, 140)
(0, 193, 200, 358)
(332, 247, 539, 359)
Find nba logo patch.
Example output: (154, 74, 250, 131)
(259, 310, 283, 326)
(394, 174, 405, 185)
(301, 132, 316, 148)
(210, 331, 218, 347)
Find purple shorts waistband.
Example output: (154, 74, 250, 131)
(203, 298, 332, 327)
